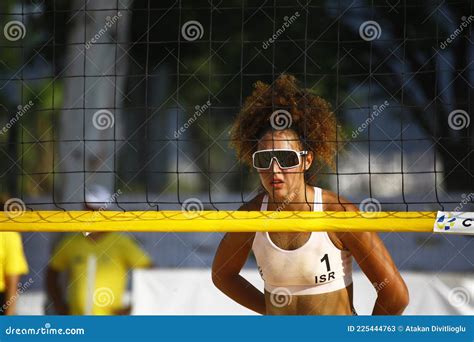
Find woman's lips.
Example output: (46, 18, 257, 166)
(270, 179, 284, 188)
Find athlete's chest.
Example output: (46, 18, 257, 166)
(253, 230, 351, 288)
(267, 232, 312, 250)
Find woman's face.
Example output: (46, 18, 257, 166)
(256, 129, 313, 200)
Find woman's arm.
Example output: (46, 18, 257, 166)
(46, 267, 69, 315)
(325, 191, 409, 315)
(340, 231, 409, 315)
(4, 275, 20, 315)
(212, 232, 266, 315)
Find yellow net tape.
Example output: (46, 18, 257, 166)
(0, 211, 436, 232)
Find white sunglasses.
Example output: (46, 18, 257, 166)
(252, 149, 308, 170)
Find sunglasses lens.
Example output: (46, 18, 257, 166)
(254, 151, 273, 169)
(253, 150, 300, 169)
(274, 150, 299, 168)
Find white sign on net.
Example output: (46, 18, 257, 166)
(433, 212, 474, 235)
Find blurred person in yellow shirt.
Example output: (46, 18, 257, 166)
(46, 232, 152, 315)
(0, 195, 29, 315)
(46, 185, 152, 315)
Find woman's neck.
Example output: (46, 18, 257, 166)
(266, 184, 313, 211)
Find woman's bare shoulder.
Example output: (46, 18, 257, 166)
(238, 192, 266, 211)
(321, 189, 358, 211)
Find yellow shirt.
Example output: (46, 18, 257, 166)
(0, 232, 29, 292)
(49, 233, 151, 315)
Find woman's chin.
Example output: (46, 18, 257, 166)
(266, 187, 288, 199)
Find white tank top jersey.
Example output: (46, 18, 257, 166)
(252, 186, 353, 295)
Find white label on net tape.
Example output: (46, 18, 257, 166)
(433, 211, 474, 235)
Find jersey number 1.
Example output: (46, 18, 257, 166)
(321, 254, 331, 272)
(315, 254, 335, 284)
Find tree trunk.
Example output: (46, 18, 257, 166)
(58, 0, 132, 208)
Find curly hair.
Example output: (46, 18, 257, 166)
(230, 74, 339, 169)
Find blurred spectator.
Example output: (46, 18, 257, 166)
(0, 195, 29, 315)
(46, 185, 152, 315)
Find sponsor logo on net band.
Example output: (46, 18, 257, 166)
(434, 211, 473, 234)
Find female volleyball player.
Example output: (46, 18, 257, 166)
(212, 74, 409, 315)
